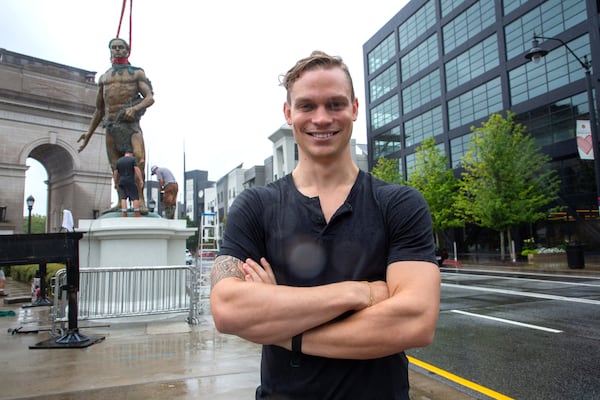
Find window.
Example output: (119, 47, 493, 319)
(504, 0, 586, 61)
(368, 33, 396, 75)
(405, 152, 417, 178)
(401, 34, 438, 81)
(373, 126, 402, 159)
(516, 92, 588, 147)
(445, 34, 498, 91)
(448, 77, 502, 130)
(370, 64, 398, 102)
(443, 0, 495, 54)
(402, 70, 441, 114)
(503, 0, 527, 15)
(398, 0, 435, 50)
(509, 35, 590, 106)
(450, 132, 473, 168)
(441, 0, 466, 17)
(406, 143, 446, 180)
(553, 157, 595, 197)
(404, 106, 443, 148)
(370, 95, 400, 130)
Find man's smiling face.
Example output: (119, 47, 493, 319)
(284, 67, 358, 161)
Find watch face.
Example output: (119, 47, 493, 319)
(198, 190, 204, 198)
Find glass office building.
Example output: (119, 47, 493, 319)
(364, 0, 600, 250)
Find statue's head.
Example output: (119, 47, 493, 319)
(109, 38, 130, 63)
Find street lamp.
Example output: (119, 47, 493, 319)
(26, 195, 35, 234)
(526, 34, 600, 216)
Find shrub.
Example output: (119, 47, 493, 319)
(521, 249, 538, 256)
(521, 238, 538, 256)
(522, 238, 537, 250)
(520, 238, 566, 256)
(8, 263, 65, 291)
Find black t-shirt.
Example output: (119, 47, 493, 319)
(116, 155, 138, 186)
(220, 170, 436, 400)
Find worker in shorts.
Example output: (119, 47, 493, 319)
(114, 149, 144, 217)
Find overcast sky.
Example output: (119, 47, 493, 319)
(1, 0, 408, 215)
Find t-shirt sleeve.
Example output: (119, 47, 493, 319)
(384, 185, 437, 265)
(219, 189, 266, 262)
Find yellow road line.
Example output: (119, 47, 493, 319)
(407, 356, 514, 400)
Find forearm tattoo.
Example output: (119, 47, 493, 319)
(211, 255, 245, 289)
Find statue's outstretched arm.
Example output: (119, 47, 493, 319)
(78, 85, 105, 152)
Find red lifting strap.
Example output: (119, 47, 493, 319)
(116, 0, 133, 53)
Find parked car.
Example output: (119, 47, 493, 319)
(435, 248, 449, 267)
(185, 249, 193, 265)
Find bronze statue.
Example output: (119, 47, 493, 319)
(78, 38, 154, 214)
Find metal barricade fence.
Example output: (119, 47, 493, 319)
(51, 269, 68, 336)
(188, 257, 212, 323)
(52, 265, 210, 336)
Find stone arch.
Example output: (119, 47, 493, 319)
(0, 49, 112, 233)
(20, 136, 81, 170)
(21, 140, 75, 233)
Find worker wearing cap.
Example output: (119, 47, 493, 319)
(151, 165, 178, 219)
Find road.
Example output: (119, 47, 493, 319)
(406, 268, 600, 400)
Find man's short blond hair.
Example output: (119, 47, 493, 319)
(281, 51, 356, 103)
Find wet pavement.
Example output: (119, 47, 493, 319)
(1, 259, 598, 400)
(0, 277, 480, 400)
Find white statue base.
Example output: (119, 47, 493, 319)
(77, 213, 197, 268)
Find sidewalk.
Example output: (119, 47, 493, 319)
(0, 276, 483, 400)
(449, 255, 600, 275)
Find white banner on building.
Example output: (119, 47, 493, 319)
(576, 120, 594, 160)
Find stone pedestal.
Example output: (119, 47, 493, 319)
(77, 213, 197, 268)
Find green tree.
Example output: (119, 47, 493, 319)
(456, 112, 561, 260)
(185, 216, 198, 253)
(407, 137, 463, 247)
(371, 156, 402, 184)
(22, 214, 46, 233)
